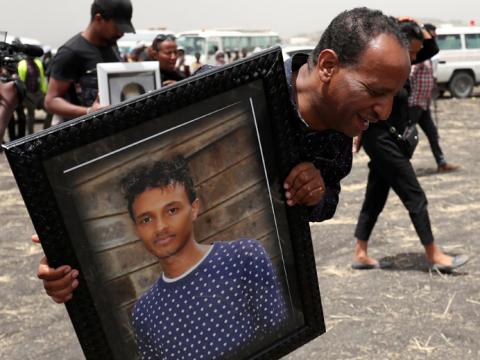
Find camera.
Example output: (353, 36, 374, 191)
(0, 39, 44, 103)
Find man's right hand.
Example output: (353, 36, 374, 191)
(88, 96, 105, 113)
(33, 235, 79, 303)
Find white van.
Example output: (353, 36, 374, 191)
(176, 29, 281, 65)
(435, 26, 480, 98)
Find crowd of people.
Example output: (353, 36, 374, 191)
(0, 2, 263, 146)
(0, 0, 471, 358)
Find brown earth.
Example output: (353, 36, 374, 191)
(1, 95, 479, 359)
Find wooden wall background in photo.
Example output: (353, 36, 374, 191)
(68, 104, 286, 352)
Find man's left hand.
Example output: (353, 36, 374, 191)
(283, 162, 325, 206)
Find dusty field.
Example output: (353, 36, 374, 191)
(1, 96, 479, 359)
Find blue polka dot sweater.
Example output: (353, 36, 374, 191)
(132, 239, 287, 359)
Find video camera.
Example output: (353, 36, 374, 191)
(0, 40, 44, 75)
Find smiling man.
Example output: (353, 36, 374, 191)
(122, 157, 287, 359)
(282, 7, 410, 222)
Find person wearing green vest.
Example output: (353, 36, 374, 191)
(17, 56, 51, 134)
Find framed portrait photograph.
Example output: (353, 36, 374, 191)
(4, 47, 325, 360)
(97, 61, 161, 106)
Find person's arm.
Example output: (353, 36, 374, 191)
(245, 240, 287, 331)
(44, 77, 103, 118)
(45, 46, 103, 118)
(131, 301, 162, 359)
(307, 181, 341, 222)
(0, 81, 18, 141)
(413, 38, 439, 64)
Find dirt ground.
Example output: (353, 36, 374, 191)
(1, 96, 479, 359)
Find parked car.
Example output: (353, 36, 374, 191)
(435, 26, 480, 98)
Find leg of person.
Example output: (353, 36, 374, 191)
(43, 112, 53, 129)
(0, 113, 12, 144)
(7, 114, 16, 141)
(353, 162, 391, 268)
(418, 108, 459, 172)
(16, 104, 26, 138)
(25, 95, 35, 135)
(380, 141, 465, 268)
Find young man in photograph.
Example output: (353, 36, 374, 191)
(122, 157, 286, 359)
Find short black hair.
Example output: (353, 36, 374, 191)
(310, 7, 407, 67)
(398, 21, 424, 42)
(122, 156, 197, 220)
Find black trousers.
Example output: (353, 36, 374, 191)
(354, 125, 434, 246)
(410, 105, 446, 166)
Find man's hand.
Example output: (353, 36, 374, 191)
(283, 162, 325, 207)
(32, 234, 79, 303)
(88, 96, 106, 113)
(162, 79, 177, 86)
(353, 134, 362, 153)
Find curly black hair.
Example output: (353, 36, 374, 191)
(122, 156, 197, 220)
(310, 7, 408, 67)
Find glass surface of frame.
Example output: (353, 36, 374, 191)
(4, 47, 325, 360)
(97, 61, 161, 106)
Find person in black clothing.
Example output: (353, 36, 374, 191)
(44, 0, 135, 122)
(151, 34, 186, 87)
(353, 20, 469, 272)
(35, 7, 414, 302)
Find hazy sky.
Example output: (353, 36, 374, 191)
(2, 0, 478, 48)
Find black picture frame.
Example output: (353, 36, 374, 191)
(3, 47, 325, 360)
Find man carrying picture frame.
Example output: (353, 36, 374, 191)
(36, 5, 411, 308)
(44, 0, 135, 123)
(33, 6, 414, 357)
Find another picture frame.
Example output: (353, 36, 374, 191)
(97, 61, 161, 105)
(4, 47, 325, 360)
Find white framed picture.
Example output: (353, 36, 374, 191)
(97, 61, 161, 105)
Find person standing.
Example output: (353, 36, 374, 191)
(352, 20, 468, 272)
(409, 23, 459, 173)
(44, 0, 135, 123)
(17, 56, 48, 134)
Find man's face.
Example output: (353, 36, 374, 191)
(132, 184, 199, 259)
(156, 40, 178, 72)
(99, 18, 124, 46)
(318, 34, 411, 137)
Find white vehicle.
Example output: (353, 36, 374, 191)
(176, 29, 281, 65)
(281, 45, 314, 60)
(117, 29, 173, 56)
(435, 26, 480, 98)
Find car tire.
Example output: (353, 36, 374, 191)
(449, 71, 474, 98)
